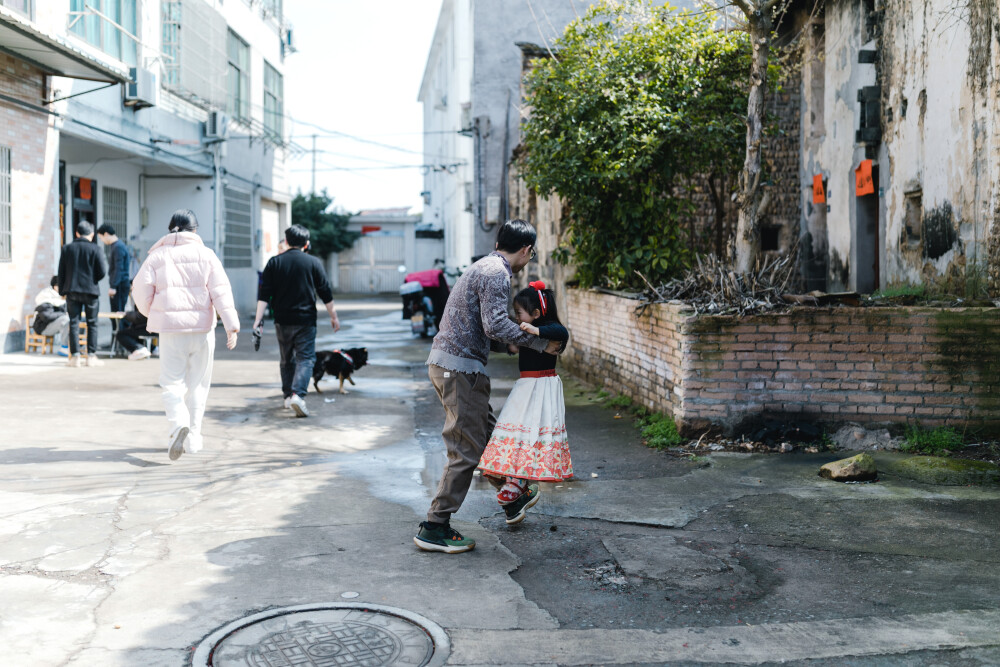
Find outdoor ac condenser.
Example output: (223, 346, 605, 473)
(204, 110, 229, 141)
(125, 67, 159, 109)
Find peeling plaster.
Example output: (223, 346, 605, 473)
(809, 0, 999, 292)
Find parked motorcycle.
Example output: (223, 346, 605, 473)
(399, 268, 450, 338)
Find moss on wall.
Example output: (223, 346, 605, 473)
(934, 309, 1000, 412)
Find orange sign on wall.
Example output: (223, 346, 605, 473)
(812, 174, 826, 204)
(855, 160, 874, 196)
(79, 177, 92, 201)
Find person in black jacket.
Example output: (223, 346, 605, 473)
(58, 221, 107, 367)
(253, 224, 340, 417)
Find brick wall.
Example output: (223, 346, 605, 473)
(0, 53, 60, 353)
(563, 288, 1000, 435)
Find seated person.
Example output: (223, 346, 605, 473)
(33, 276, 69, 353)
(117, 308, 154, 361)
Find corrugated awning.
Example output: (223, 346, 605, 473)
(0, 7, 129, 83)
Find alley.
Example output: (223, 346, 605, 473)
(1, 297, 999, 667)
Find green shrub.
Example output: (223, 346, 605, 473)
(607, 395, 633, 409)
(900, 425, 963, 456)
(640, 413, 683, 450)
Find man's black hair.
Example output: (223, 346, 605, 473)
(96, 224, 117, 236)
(75, 220, 94, 237)
(495, 218, 536, 253)
(50, 275, 58, 288)
(285, 224, 310, 248)
(168, 209, 199, 232)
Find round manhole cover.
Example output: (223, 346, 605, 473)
(192, 603, 449, 667)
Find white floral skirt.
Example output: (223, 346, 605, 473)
(478, 374, 573, 482)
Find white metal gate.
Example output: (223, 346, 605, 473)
(338, 235, 404, 293)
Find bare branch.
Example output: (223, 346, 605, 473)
(727, 0, 753, 19)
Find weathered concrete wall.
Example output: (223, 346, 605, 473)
(877, 0, 991, 290)
(819, 1, 878, 292)
(812, 0, 1000, 294)
(563, 288, 1000, 435)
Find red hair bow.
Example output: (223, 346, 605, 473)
(529, 281, 547, 315)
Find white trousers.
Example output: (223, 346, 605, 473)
(159, 330, 215, 441)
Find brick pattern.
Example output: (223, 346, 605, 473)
(563, 288, 1000, 435)
(0, 54, 59, 351)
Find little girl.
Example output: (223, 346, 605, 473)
(478, 281, 572, 524)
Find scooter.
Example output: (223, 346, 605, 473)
(400, 281, 436, 337)
(399, 268, 450, 338)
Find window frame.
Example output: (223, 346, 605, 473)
(1, 0, 34, 20)
(263, 60, 283, 139)
(227, 29, 251, 123)
(68, 0, 138, 67)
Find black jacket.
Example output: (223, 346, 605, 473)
(258, 248, 334, 325)
(107, 238, 130, 286)
(518, 322, 569, 372)
(33, 302, 67, 334)
(58, 237, 107, 298)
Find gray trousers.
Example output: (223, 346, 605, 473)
(427, 364, 502, 524)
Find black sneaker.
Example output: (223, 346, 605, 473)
(413, 522, 476, 553)
(503, 484, 540, 525)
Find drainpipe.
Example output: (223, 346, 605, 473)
(212, 142, 223, 257)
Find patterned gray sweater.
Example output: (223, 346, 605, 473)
(427, 253, 549, 375)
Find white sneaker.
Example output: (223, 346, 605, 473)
(85, 355, 104, 367)
(283, 396, 292, 410)
(128, 347, 151, 361)
(168, 426, 189, 460)
(290, 394, 309, 417)
(185, 431, 203, 454)
(67, 355, 82, 367)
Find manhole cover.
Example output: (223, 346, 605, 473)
(192, 603, 449, 667)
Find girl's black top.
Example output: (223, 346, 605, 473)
(518, 322, 569, 372)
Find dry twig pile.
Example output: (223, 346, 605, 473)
(635, 253, 797, 316)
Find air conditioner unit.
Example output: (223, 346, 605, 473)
(125, 67, 158, 109)
(282, 28, 297, 55)
(204, 110, 229, 141)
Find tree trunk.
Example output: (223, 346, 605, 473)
(733, 10, 773, 275)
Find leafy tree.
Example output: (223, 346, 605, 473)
(291, 191, 358, 259)
(520, 0, 754, 288)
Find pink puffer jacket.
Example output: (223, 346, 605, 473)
(133, 231, 240, 334)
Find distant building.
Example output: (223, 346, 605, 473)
(0, 0, 296, 352)
(418, 0, 597, 272)
(331, 207, 444, 294)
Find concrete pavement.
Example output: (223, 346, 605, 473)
(0, 295, 998, 666)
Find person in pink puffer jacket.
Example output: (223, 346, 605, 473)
(132, 210, 240, 461)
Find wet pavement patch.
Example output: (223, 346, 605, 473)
(192, 603, 449, 667)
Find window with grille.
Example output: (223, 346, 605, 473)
(0, 146, 10, 263)
(223, 186, 253, 268)
(227, 30, 250, 123)
(102, 186, 127, 238)
(263, 61, 283, 138)
(69, 0, 137, 67)
(160, 0, 226, 109)
(161, 1, 180, 87)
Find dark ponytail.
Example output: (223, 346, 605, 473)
(168, 209, 199, 233)
(514, 281, 560, 325)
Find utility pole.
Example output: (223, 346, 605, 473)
(311, 134, 317, 194)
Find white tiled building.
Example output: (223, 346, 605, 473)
(0, 0, 295, 352)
